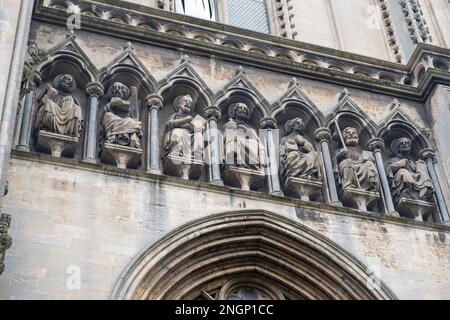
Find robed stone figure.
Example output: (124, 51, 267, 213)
(334, 127, 379, 192)
(102, 82, 143, 149)
(279, 117, 321, 182)
(386, 137, 434, 203)
(163, 94, 202, 160)
(35, 74, 83, 138)
(223, 102, 266, 171)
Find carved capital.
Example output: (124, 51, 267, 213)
(145, 94, 164, 111)
(0, 213, 12, 275)
(204, 106, 221, 121)
(86, 82, 104, 97)
(314, 127, 331, 142)
(419, 148, 437, 163)
(368, 138, 385, 152)
(259, 117, 277, 130)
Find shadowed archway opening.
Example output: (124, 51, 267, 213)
(112, 210, 397, 300)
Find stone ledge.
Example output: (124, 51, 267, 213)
(10, 149, 450, 233)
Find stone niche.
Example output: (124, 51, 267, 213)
(34, 72, 88, 158)
(158, 65, 211, 181)
(98, 54, 155, 169)
(329, 111, 382, 212)
(274, 82, 325, 202)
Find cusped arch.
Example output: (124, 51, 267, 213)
(377, 100, 430, 157)
(156, 59, 213, 114)
(214, 68, 270, 126)
(36, 36, 98, 87)
(99, 45, 157, 96)
(326, 89, 377, 146)
(111, 210, 397, 300)
(271, 78, 325, 137)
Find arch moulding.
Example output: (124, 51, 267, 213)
(111, 210, 397, 300)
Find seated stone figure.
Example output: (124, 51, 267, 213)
(335, 127, 379, 192)
(35, 74, 83, 138)
(386, 137, 434, 204)
(223, 103, 266, 171)
(102, 82, 143, 149)
(163, 95, 197, 160)
(280, 117, 321, 183)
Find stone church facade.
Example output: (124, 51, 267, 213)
(0, 0, 450, 299)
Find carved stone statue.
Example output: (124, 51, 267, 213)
(386, 137, 434, 204)
(163, 95, 198, 160)
(335, 127, 379, 192)
(223, 103, 266, 171)
(0, 214, 12, 275)
(102, 82, 143, 149)
(280, 117, 321, 182)
(35, 74, 83, 138)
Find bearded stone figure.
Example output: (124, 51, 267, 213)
(280, 117, 321, 183)
(224, 103, 266, 171)
(102, 82, 143, 149)
(163, 95, 197, 160)
(35, 74, 83, 138)
(386, 137, 434, 203)
(335, 127, 379, 192)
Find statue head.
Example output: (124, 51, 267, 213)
(229, 103, 251, 121)
(174, 95, 193, 114)
(108, 82, 130, 100)
(284, 117, 305, 135)
(342, 127, 359, 146)
(391, 137, 412, 157)
(53, 74, 76, 94)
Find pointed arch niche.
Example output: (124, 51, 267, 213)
(31, 37, 98, 158)
(97, 46, 157, 169)
(111, 210, 397, 300)
(155, 58, 214, 181)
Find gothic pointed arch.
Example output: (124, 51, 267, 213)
(214, 68, 270, 128)
(99, 44, 157, 96)
(156, 57, 213, 114)
(35, 35, 98, 86)
(271, 78, 325, 138)
(377, 100, 430, 157)
(325, 89, 377, 147)
(111, 210, 397, 300)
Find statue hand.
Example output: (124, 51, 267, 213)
(63, 96, 73, 103)
(295, 136, 306, 146)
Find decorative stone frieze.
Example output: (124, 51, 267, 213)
(399, 0, 432, 44)
(379, 0, 404, 63)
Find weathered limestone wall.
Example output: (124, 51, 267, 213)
(420, 0, 450, 49)
(0, 155, 449, 299)
(0, 0, 22, 120)
(291, 0, 392, 61)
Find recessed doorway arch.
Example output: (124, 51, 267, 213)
(111, 210, 397, 300)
